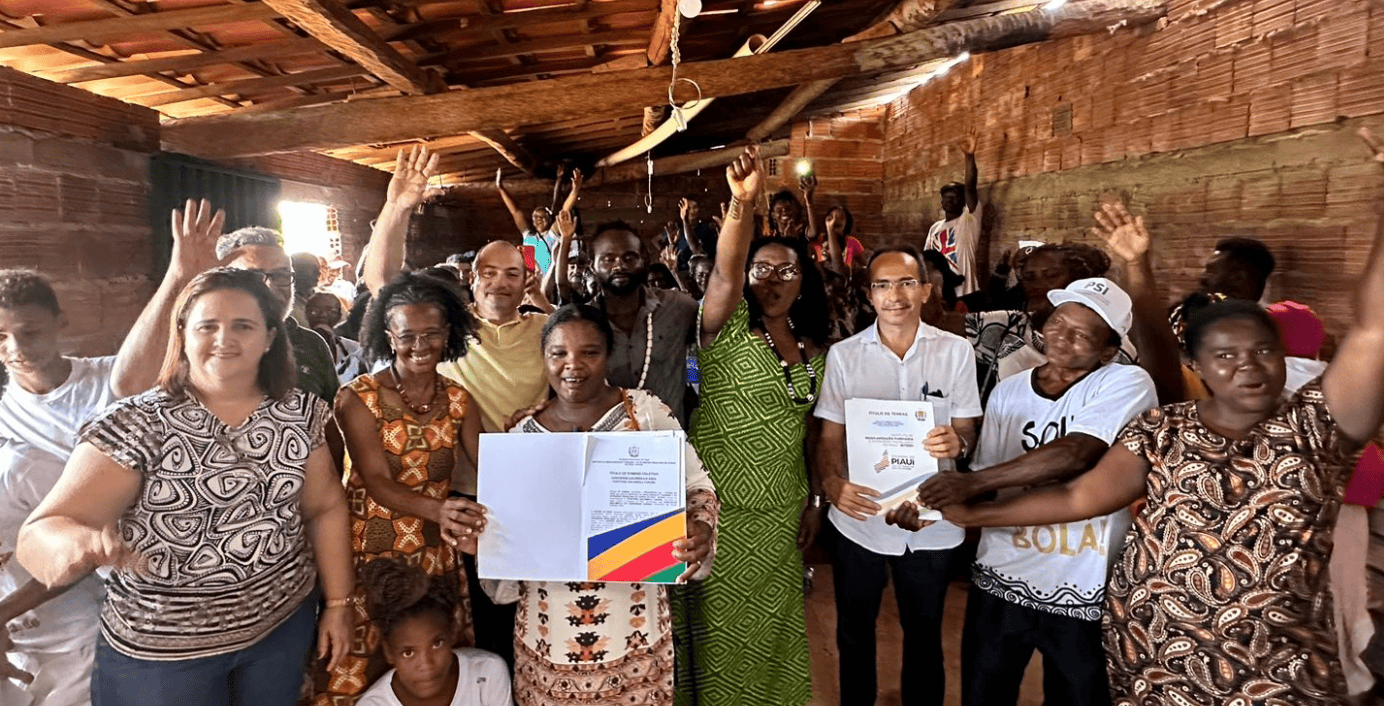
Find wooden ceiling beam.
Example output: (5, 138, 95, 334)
(427, 28, 649, 64)
(260, 0, 444, 94)
(451, 0, 656, 34)
(139, 65, 369, 107)
(164, 0, 1167, 157)
(38, 36, 326, 84)
(442, 139, 790, 192)
(0, 2, 282, 49)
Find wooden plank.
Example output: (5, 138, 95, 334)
(38, 37, 325, 84)
(140, 65, 368, 107)
(441, 139, 791, 192)
(453, 0, 656, 34)
(163, 0, 1168, 157)
(935, 0, 1043, 22)
(430, 28, 650, 64)
(0, 3, 282, 49)
(261, 0, 443, 94)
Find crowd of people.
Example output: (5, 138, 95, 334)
(1, 127, 1383, 706)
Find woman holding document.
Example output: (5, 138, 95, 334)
(676, 146, 831, 706)
(481, 304, 719, 706)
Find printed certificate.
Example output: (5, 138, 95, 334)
(844, 399, 941, 519)
(476, 430, 688, 583)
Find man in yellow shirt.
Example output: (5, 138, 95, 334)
(437, 241, 549, 445)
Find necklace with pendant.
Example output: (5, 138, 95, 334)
(391, 367, 442, 415)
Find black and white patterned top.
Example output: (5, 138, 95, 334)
(81, 388, 330, 660)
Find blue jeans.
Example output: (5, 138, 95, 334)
(91, 595, 317, 706)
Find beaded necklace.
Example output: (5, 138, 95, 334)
(758, 318, 817, 404)
(390, 366, 443, 415)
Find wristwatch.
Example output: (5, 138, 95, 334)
(808, 494, 825, 508)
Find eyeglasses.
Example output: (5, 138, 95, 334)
(241, 268, 294, 287)
(388, 329, 448, 347)
(868, 279, 922, 292)
(749, 262, 802, 282)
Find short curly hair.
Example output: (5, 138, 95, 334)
(359, 272, 474, 364)
(0, 269, 61, 315)
(360, 558, 459, 643)
(1028, 242, 1112, 283)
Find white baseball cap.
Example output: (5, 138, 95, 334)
(1046, 277, 1133, 338)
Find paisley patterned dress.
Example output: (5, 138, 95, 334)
(676, 301, 824, 706)
(312, 375, 474, 706)
(1106, 378, 1361, 705)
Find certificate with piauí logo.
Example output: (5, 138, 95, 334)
(476, 430, 688, 583)
(844, 399, 940, 519)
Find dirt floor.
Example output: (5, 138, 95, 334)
(803, 565, 1044, 706)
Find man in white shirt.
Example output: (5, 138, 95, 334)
(924, 135, 982, 305)
(814, 246, 983, 706)
(929, 278, 1157, 706)
(0, 442, 103, 705)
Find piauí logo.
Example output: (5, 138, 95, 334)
(874, 450, 890, 473)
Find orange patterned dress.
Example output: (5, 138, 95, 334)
(312, 374, 475, 706)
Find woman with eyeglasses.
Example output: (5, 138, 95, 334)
(17, 268, 354, 705)
(675, 146, 831, 706)
(312, 272, 487, 706)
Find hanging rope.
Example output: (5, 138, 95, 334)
(667, 14, 701, 133)
(645, 151, 654, 214)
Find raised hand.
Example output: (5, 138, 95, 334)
(726, 145, 763, 206)
(172, 197, 225, 273)
(555, 210, 577, 242)
(959, 129, 978, 155)
(1363, 127, 1384, 167)
(660, 242, 680, 272)
(679, 197, 693, 222)
(824, 208, 842, 235)
(555, 163, 567, 181)
(1091, 202, 1151, 263)
(570, 167, 584, 189)
(798, 172, 817, 199)
(388, 145, 439, 209)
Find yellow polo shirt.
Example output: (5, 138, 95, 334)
(439, 309, 550, 436)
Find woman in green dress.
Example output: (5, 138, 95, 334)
(677, 146, 831, 706)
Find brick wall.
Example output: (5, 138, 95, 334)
(784, 108, 887, 244)
(0, 66, 159, 356)
(0, 66, 395, 356)
(880, 0, 1384, 337)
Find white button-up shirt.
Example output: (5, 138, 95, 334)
(814, 320, 984, 554)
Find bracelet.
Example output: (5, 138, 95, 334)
(957, 435, 971, 460)
(325, 596, 359, 609)
(808, 494, 825, 508)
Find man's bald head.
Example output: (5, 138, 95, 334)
(472, 240, 527, 322)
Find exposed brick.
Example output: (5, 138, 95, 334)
(1337, 60, 1384, 117)
(1268, 26, 1319, 86)
(1252, 0, 1296, 38)
(1315, 10, 1371, 69)
(1216, 2, 1255, 48)
(1233, 41, 1273, 94)
(1289, 71, 1339, 127)
(1248, 84, 1292, 135)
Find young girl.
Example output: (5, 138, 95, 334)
(357, 559, 511, 706)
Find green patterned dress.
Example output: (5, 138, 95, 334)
(676, 300, 823, 706)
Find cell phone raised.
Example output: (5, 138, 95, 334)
(521, 244, 538, 273)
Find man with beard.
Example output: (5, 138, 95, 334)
(581, 222, 698, 423)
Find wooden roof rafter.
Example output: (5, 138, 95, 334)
(161, 0, 1169, 160)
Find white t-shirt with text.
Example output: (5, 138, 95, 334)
(356, 648, 512, 706)
(971, 363, 1157, 621)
